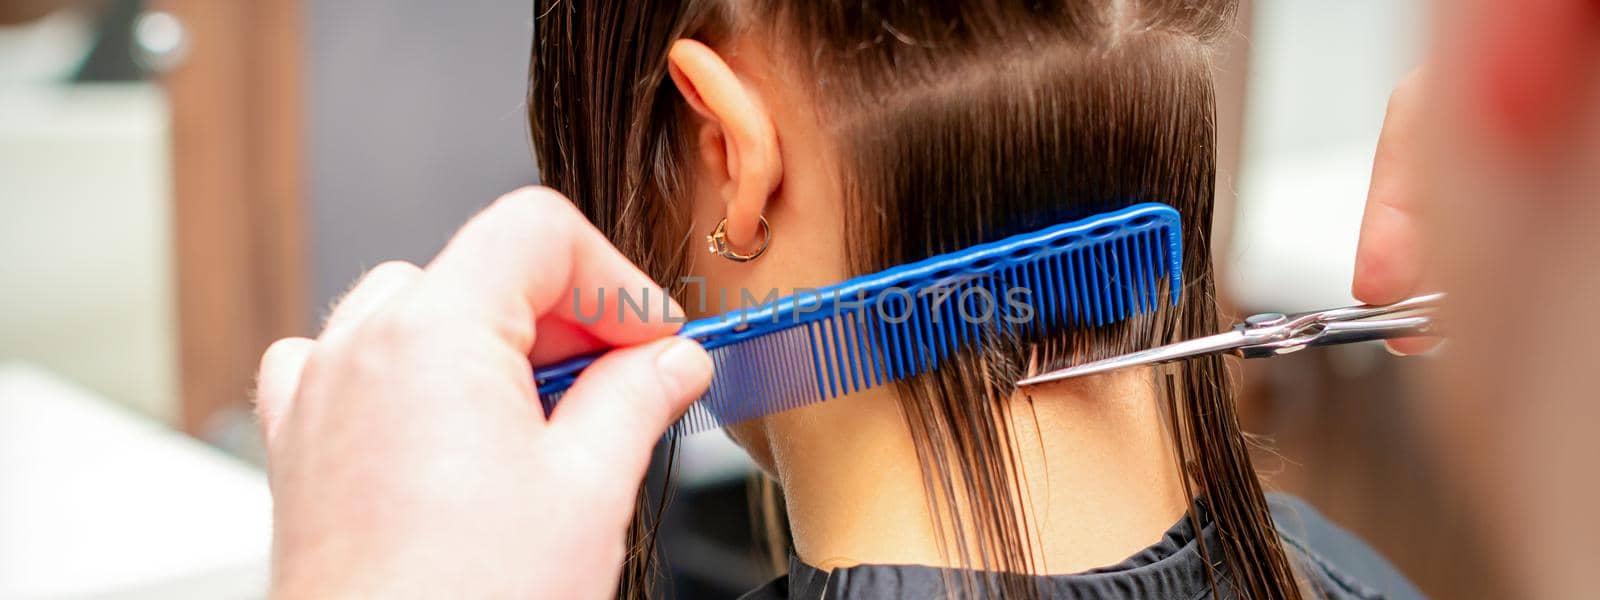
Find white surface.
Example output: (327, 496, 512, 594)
(0, 363, 270, 599)
(677, 430, 759, 486)
(0, 83, 177, 421)
(1226, 144, 1377, 312)
(1227, 0, 1425, 311)
(1240, 0, 1425, 159)
(0, 8, 93, 84)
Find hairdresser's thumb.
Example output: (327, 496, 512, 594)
(549, 337, 712, 479)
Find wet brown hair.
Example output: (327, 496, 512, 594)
(529, 1, 1301, 598)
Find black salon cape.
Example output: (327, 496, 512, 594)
(740, 494, 1423, 599)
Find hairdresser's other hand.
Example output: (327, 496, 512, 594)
(253, 187, 712, 599)
(1353, 70, 1441, 355)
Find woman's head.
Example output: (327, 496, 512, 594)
(530, 1, 1297, 597)
(532, 0, 1227, 456)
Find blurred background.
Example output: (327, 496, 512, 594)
(0, 0, 1502, 598)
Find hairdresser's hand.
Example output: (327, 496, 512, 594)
(1353, 70, 1441, 355)
(254, 187, 711, 599)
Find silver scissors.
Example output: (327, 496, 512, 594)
(1017, 292, 1445, 387)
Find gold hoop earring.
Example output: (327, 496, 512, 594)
(706, 216, 771, 263)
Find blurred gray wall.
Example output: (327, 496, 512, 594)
(305, 0, 537, 319)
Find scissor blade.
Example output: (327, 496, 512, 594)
(1016, 330, 1252, 387)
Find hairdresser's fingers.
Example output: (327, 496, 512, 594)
(321, 261, 423, 337)
(528, 316, 609, 366)
(1353, 71, 1443, 356)
(419, 187, 681, 352)
(529, 294, 693, 365)
(1354, 71, 1426, 306)
(549, 337, 711, 480)
(255, 336, 315, 445)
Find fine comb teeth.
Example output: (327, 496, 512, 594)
(535, 202, 1183, 437)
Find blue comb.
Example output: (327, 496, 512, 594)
(536, 202, 1183, 436)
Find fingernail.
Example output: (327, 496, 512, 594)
(655, 338, 713, 399)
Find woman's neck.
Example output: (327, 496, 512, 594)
(757, 368, 1188, 574)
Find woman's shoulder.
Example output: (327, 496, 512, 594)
(1267, 493, 1426, 600)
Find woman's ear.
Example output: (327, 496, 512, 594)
(667, 39, 782, 249)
